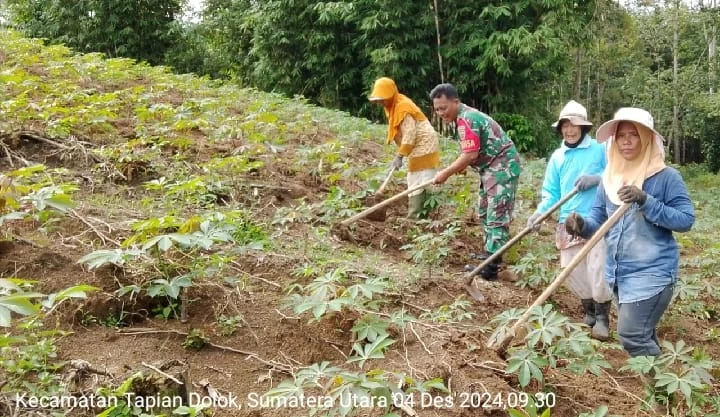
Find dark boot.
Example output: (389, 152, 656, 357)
(464, 252, 499, 281)
(581, 299, 596, 327)
(592, 301, 611, 341)
(407, 191, 426, 220)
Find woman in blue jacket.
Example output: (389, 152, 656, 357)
(528, 100, 612, 340)
(565, 108, 695, 356)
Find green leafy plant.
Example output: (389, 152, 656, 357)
(508, 395, 553, 417)
(619, 340, 717, 415)
(284, 269, 410, 371)
(351, 314, 390, 343)
(215, 314, 245, 336)
(420, 299, 474, 323)
(264, 361, 448, 417)
(272, 199, 314, 226)
(79, 210, 269, 321)
(510, 239, 557, 289)
(493, 305, 610, 389)
(312, 186, 368, 222)
(97, 372, 207, 417)
(152, 300, 180, 320)
(493, 112, 536, 153)
(0, 280, 96, 396)
(672, 273, 716, 320)
(577, 405, 620, 417)
(144, 175, 232, 208)
(0, 165, 77, 231)
(347, 334, 395, 369)
(0, 319, 66, 397)
(283, 268, 388, 322)
(401, 221, 459, 279)
(506, 348, 550, 388)
(182, 329, 210, 350)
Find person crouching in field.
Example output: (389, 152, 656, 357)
(369, 77, 440, 219)
(527, 100, 613, 340)
(429, 83, 521, 281)
(565, 108, 695, 356)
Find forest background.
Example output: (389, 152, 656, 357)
(2, 0, 719, 170)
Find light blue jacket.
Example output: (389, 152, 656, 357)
(535, 135, 606, 222)
(579, 167, 695, 303)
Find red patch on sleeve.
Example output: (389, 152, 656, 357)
(457, 118, 480, 153)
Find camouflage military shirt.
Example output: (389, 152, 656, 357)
(455, 104, 521, 177)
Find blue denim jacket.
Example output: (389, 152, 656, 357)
(579, 167, 695, 303)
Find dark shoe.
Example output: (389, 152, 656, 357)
(592, 301, 611, 341)
(463, 263, 499, 281)
(465, 252, 499, 281)
(469, 251, 502, 261)
(581, 299, 596, 327)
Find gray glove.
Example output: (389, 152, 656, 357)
(526, 212, 542, 232)
(391, 155, 404, 170)
(618, 185, 647, 205)
(574, 175, 602, 191)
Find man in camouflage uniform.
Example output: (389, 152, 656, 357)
(430, 83, 522, 280)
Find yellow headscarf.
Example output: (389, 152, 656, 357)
(369, 77, 428, 145)
(603, 123, 667, 205)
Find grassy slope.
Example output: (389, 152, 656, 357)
(1, 30, 719, 417)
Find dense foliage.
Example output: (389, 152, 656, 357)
(6, 0, 185, 65)
(3, 0, 720, 166)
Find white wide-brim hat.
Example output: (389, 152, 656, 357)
(551, 100, 593, 128)
(596, 107, 665, 145)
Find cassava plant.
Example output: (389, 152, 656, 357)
(264, 361, 448, 417)
(401, 220, 460, 279)
(492, 305, 611, 389)
(619, 340, 717, 415)
(0, 278, 97, 396)
(79, 210, 269, 320)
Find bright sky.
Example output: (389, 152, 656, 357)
(183, 0, 204, 22)
(187, 0, 203, 13)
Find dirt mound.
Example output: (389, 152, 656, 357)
(0, 130, 100, 171)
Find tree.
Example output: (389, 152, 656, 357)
(7, 0, 185, 65)
(437, 1, 597, 113)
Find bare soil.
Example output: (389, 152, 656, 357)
(1, 119, 718, 417)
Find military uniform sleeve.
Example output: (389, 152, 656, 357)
(457, 116, 481, 153)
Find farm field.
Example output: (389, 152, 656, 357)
(1, 31, 719, 417)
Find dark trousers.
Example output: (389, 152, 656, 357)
(615, 284, 674, 357)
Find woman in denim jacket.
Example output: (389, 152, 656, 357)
(564, 108, 695, 356)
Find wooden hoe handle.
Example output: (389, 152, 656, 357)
(488, 203, 631, 352)
(340, 178, 435, 226)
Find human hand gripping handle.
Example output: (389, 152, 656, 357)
(565, 212, 585, 237)
(574, 175, 601, 191)
(526, 212, 542, 232)
(433, 169, 451, 184)
(617, 185, 647, 205)
(390, 155, 404, 170)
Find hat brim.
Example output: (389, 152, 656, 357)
(551, 116, 593, 129)
(596, 119, 665, 144)
(368, 97, 385, 102)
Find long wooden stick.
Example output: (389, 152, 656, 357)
(465, 187, 580, 282)
(487, 203, 631, 353)
(375, 166, 397, 196)
(340, 179, 435, 226)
